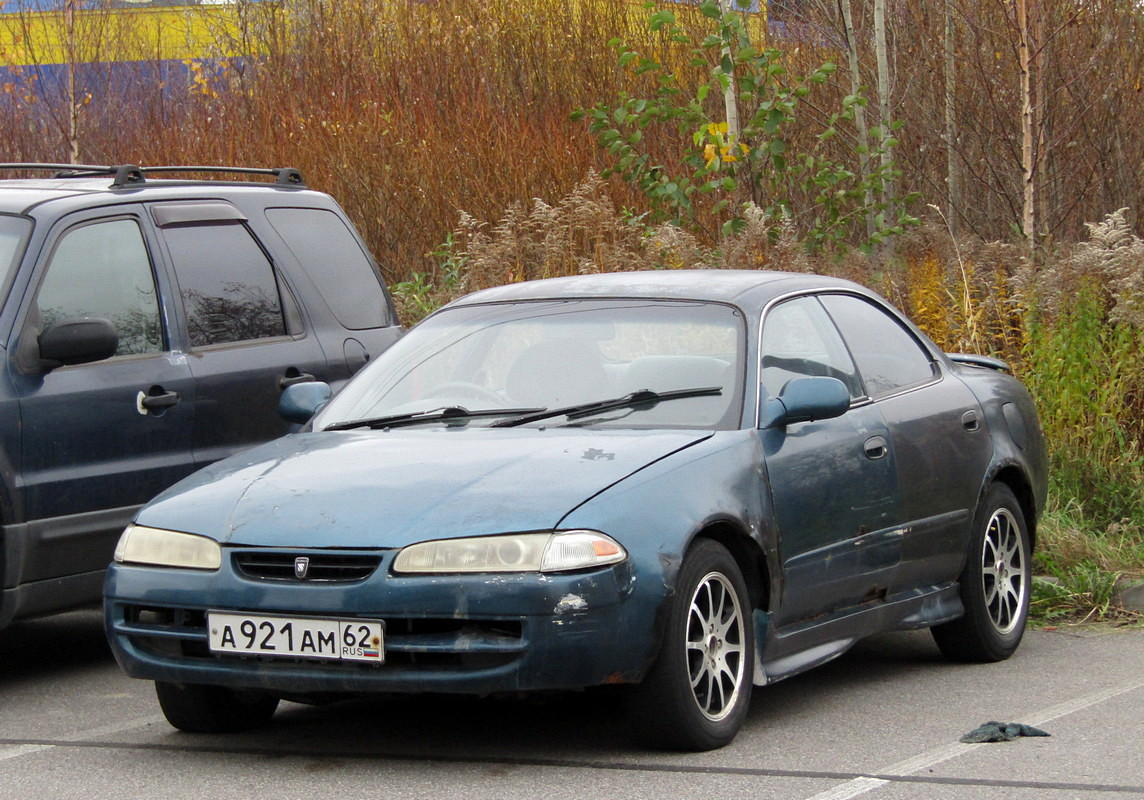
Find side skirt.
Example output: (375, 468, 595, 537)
(752, 583, 963, 686)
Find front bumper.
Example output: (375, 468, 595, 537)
(104, 548, 659, 696)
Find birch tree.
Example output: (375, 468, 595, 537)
(1017, 0, 1036, 247)
(838, 0, 874, 238)
(873, 0, 893, 218)
(943, 0, 960, 235)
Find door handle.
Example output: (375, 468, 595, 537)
(864, 436, 888, 460)
(278, 370, 316, 389)
(962, 410, 980, 431)
(137, 388, 180, 414)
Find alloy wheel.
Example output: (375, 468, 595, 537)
(685, 571, 747, 721)
(981, 507, 1027, 634)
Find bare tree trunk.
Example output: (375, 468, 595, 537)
(718, 0, 741, 141)
(943, 0, 960, 235)
(1017, 0, 1035, 248)
(838, 0, 874, 239)
(66, 0, 80, 163)
(1032, 2, 1047, 242)
(874, 0, 893, 210)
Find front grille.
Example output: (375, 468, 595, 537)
(233, 551, 382, 583)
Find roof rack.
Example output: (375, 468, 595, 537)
(142, 166, 305, 187)
(0, 163, 305, 189)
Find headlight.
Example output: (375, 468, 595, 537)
(393, 530, 626, 574)
(113, 524, 222, 570)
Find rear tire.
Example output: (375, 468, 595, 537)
(155, 681, 279, 733)
(932, 484, 1030, 662)
(627, 539, 754, 751)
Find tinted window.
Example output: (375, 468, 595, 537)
(265, 207, 390, 330)
(0, 214, 31, 292)
(820, 294, 936, 396)
(163, 222, 287, 347)
(36, 219, 162, 356)
(761, 296, 862, 398)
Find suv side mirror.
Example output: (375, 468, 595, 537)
(38, 317, 119, 369)
(279, 381, 332, 424)
(760, 376, 850, 429)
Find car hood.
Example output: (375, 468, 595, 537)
(137, 428, 713, 548)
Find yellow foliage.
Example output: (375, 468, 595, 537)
(904, 244, 1024, 359)
(906, 251, 953, 349)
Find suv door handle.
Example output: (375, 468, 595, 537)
(278, 371, 316, 389)
(962, 410, 980, 431)
(138, 389, 180, 413)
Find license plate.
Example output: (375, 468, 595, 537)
(208, 612, 384, 663)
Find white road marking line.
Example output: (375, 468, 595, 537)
(0, 744, 53, 761)
(0, 713, 166, 763)
(1021, 682, 1144, 728)
(804, 777, 889, 800)
(877, 742, 975, 778)
(801, 678, 1144, 800)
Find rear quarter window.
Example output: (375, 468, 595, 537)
(819, 293, 936, 397)
(265, 207, 391, 330)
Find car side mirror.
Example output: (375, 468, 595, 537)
(760, 376, 850, 429)
(38, 317, 118, 369)
(279, 381, 332, 424)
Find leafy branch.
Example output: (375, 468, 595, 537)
(574, 0, 916, 253)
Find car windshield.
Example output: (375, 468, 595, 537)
(0, 214, 31, 294)
(315, 298, 746, 430)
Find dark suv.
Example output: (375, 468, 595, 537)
(0, 164, 402, 630)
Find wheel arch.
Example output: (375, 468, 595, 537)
(690, 520, 771, 613)
(991, 465, 1038, 551)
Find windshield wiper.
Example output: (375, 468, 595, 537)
(323, 405, 546, 431)
(490, 387, 722, 428)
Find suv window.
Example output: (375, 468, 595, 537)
(0, 215, 31, 292)
(265, 207, 390, 330)
(36, 219, 163, 356)
(820, 294, 936, 396)
(163, 221, 288, 347)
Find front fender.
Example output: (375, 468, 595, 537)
(557, 430, 772, 674)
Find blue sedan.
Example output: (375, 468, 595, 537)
(105, 270, 1047, 750)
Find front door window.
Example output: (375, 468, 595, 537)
(36, 219, 162, 356)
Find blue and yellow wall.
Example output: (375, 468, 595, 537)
(1, 0, 249, 65)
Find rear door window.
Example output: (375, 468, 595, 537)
(265, 207, 391, 330)
(161, 221, 288, 347)
(819, 294, 937, 397)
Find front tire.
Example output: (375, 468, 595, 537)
(932, 484, 1031, 662)
(155, 681, 279, 733)
(627, 539, 754, 751)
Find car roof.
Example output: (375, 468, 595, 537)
(0, 165, 315, 216)
(0, 180, 106, 213)
(448, 270, 871, 310)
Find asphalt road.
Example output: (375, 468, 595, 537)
(1, 608, 1141, 800)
